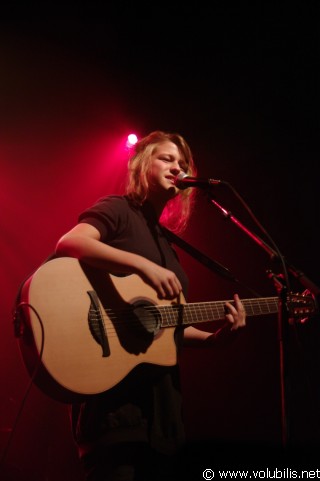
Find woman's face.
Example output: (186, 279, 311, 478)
(146, 141, 187, 200)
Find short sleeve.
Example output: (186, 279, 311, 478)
(78, 195, 129, 241)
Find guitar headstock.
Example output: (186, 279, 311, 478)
(287, 290, 318, 324)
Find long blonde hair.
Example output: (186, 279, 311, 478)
(126, 131, 197, 233)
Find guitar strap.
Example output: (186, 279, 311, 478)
(162, 227, 263, 297)
(161, 227, 239, 282)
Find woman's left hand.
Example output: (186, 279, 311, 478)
(224, 293, 246, 330)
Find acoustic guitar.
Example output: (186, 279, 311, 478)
(16, 257, 315, 402)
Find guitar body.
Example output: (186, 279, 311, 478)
(18, 257, 180, 402)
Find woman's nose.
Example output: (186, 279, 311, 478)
(170, 161, 181, 174)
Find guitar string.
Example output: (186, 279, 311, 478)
(84, 295, 312, 339)
(84, 297, 282, 339)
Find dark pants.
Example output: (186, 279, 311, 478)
(80, 442, 183, 481)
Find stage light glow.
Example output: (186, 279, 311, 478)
(126, 133, 138, 147)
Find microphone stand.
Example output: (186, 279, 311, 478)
(206, 189, 320, 449)
(208, 196, 320, 296)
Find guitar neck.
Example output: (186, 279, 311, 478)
(159, 297, 279, 328)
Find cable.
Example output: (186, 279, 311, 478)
(0, 303, 45, 469)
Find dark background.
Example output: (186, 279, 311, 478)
(1, 3, 319, 479)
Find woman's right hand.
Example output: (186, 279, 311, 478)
(137, 260, 182, 301)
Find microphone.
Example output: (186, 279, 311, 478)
(174, 172, 222, 190)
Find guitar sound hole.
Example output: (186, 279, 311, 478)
(111, 301, 161, 355)
(132, 301, 161, 336)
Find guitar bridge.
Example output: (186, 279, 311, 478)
(87, 290, 110, 357)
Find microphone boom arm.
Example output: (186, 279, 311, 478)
(208, 195, 320, 296)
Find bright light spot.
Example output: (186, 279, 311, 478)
(126, 133, 138, 147)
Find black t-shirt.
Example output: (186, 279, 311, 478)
(71, 195, 188, 455)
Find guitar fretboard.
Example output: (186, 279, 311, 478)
(157, 297, 279, 328)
